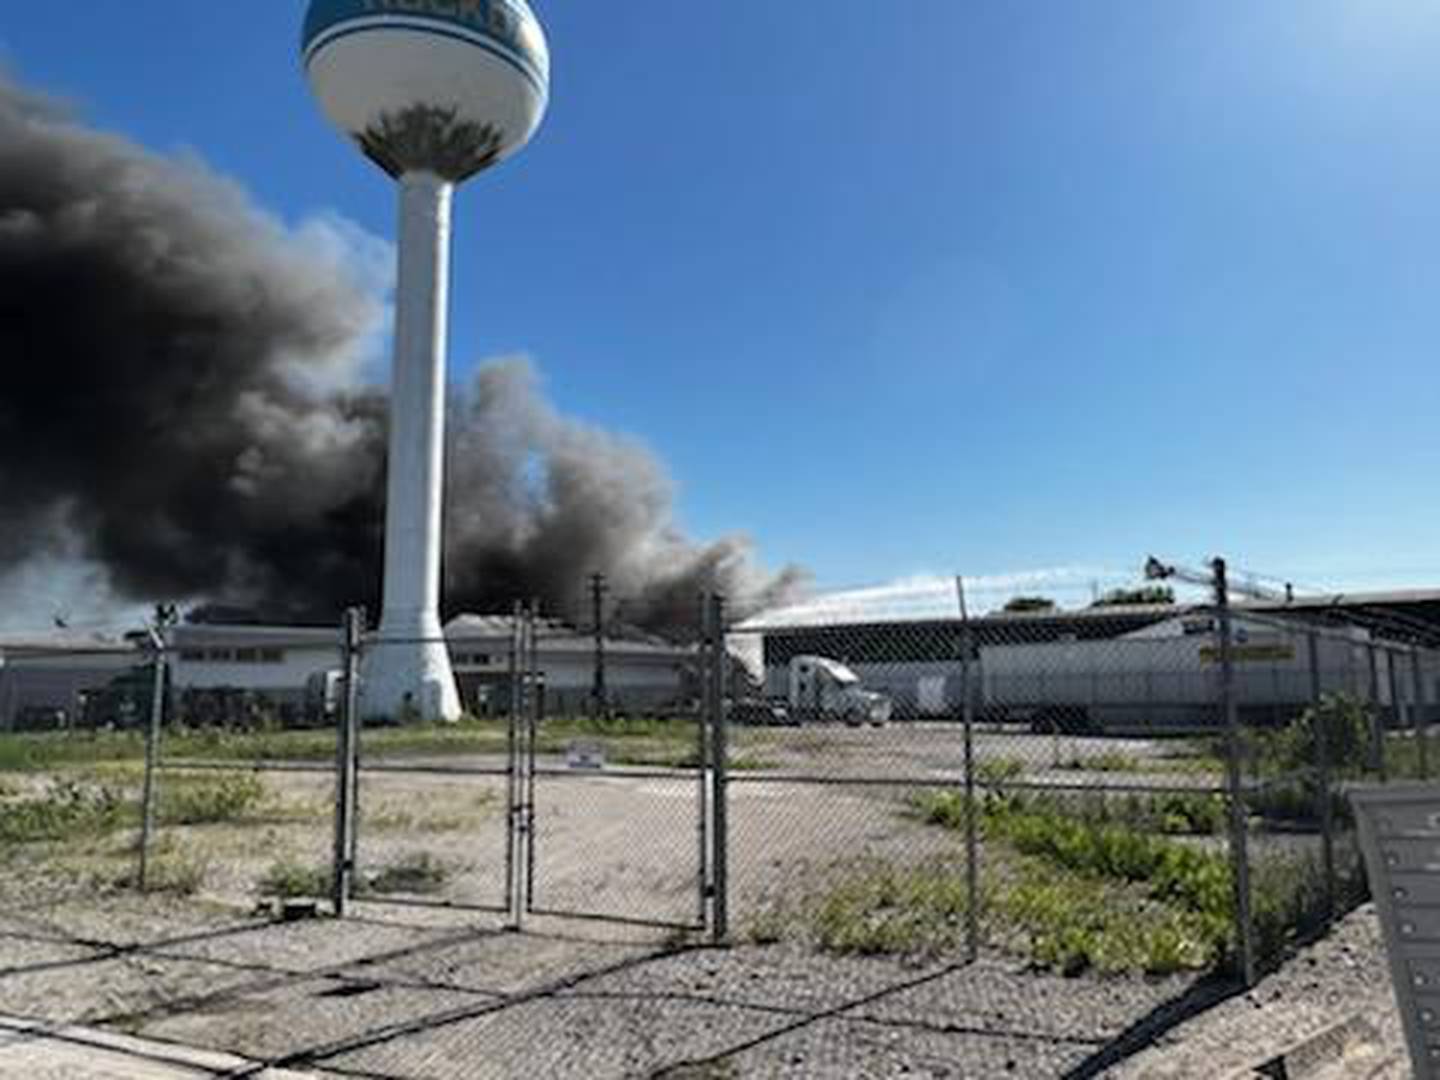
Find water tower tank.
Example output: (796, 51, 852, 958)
(303, 0, 550, 181)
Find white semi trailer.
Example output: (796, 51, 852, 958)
(977, 617, 1410, 732)
(788, 655, 893, 726)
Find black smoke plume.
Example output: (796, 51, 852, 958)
(0, 74, 803, 637)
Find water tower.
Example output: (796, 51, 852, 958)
(302, 0, 550, 721)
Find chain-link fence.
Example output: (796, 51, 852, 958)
(722, 565, 1440, 986)
(2, 559, 1437, 998)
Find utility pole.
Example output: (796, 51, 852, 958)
(590, 572, 607, 718)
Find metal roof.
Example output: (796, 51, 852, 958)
(0, 631, 136, 658)
(444, 614, 691, 659)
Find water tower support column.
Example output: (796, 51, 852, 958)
(364, 169, 462, 723)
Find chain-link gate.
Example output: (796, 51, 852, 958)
(335, 601, 722, 936)
(339, 612, 522, 919)
(515, 601, 716, 933)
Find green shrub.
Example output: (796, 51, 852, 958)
(1254, 694, 1373, 779)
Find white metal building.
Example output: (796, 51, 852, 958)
(444, 614, 691, 716)
(163, 623, 344, 720)
(0, 632, 139, 731)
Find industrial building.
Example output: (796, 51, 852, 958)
(445, 615, 690, 716)
(0, 616, 691, 730)
(739, 587, 1440, 730)
(8, 585, 1439, 733)
(0, 631, 138, 730)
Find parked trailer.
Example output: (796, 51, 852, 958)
(978, 621, 1402, 732)
(760, 619, 1440, 732)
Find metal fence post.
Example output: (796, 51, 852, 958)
(524, 604, 539, 917)
(347, 615, 363, 878)
(505, 601, 521, 925)
(1387, 647, 1405, 777)
(1369, 643, 1387, 781)
(331, 608, 362, 917)
(696, 593, 712, 929)
(1215, 558, 1256, 986)
(957, 576, 980, 963)
(137, 628, 168, 892)
(708, 592, 730, 944)
(1307, 630, 1334, 924)
(1415, 646, 1430, 781)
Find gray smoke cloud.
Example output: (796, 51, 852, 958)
(0, 73, 804, 637)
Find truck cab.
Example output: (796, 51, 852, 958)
(787, 655, 892, 727)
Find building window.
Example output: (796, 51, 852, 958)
(190, 646, 289, 664)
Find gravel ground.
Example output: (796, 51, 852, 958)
(0, 890, 1206, 1078)
(0, 728, 1322, 1078)
(1113, 903, 1406, 1078)
(3, 891, 1409, 1078)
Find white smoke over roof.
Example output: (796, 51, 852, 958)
(736, 567, 1144, 630)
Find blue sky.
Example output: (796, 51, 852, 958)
(4, 1, 1440, 600)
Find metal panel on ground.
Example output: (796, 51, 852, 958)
(1352, 783, 1440, 1079)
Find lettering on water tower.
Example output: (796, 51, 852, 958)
(361, 0, 519, 41)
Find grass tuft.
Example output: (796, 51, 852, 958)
(257, 859, 331, 899)
(158, 773, 267, 825)
(0, 781, 128, 845)
(811, 858, 971, 956)
(976, 757, 1026, 784)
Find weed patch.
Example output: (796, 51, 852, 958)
(900, 788, 1239, 974)
(976, 757, 1026, 784)
(812, 858, 972, 956)
(1251, 850, 1333, 964)
(0, 781, 128, 845)
(107, 846, 209, 896)
(912, 789, 1226, 839)
(999, 860, 1224, 975)
(258, 859, 331, 899)
(158, 773, 266, 825)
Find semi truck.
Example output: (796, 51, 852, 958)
(787, 655, 893, 726)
